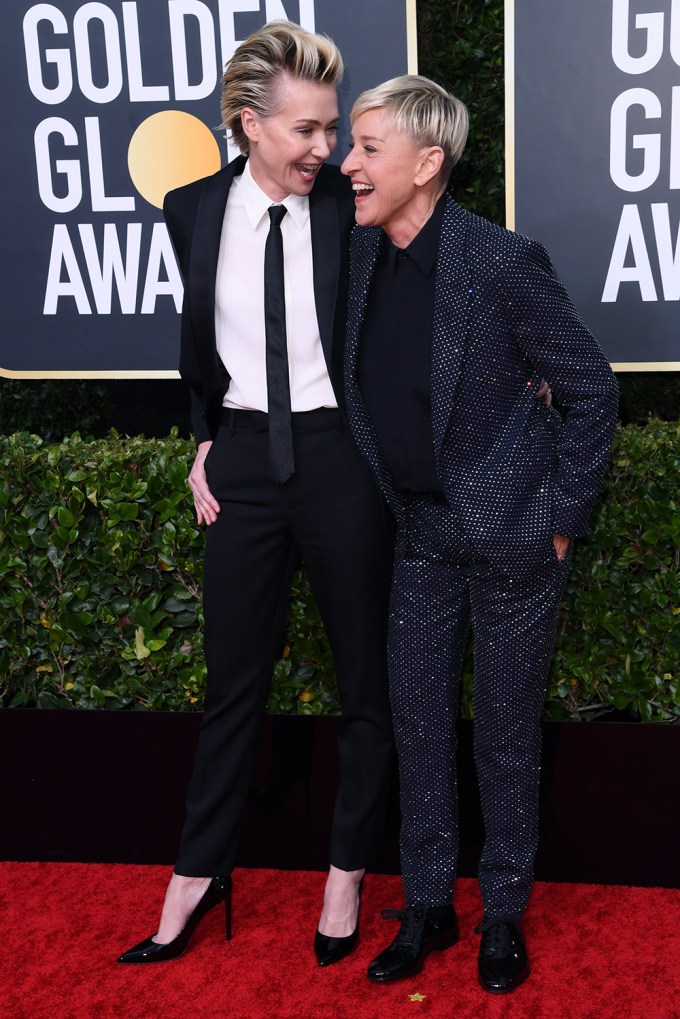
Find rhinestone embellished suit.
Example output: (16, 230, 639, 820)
(344, 195, 618, 920)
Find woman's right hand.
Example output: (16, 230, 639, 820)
(189, 441, 220, 525)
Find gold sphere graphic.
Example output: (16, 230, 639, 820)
(128, 111, 221, 209)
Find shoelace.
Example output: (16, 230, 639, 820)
(381, 906, 428, 949)
(479, 921, 515, 956)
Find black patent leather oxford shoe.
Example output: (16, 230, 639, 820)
(367, 904, 458, 982)
(477, 920, 529, 993)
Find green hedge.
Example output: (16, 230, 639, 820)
(1, 422, 678, 720)
(419, 0, 505, 224)
(0, 379, 110, 443)
(543, 420, 679, 721)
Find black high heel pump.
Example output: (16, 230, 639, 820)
(314, 879, 362, 967)
(314, 923, 359, 967)
(118, 876, 232, 964)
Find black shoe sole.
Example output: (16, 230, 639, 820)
(478, 963, 530, 994)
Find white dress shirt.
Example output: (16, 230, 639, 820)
(214, 160, 337, 412)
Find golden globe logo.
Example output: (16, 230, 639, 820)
(22, 1, 316, 317)
(128, 111, 220, 209)
(602, 0, 680, 304)
(41, 111, 221, 315)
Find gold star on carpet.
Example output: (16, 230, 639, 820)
(408, 992, 426, 1002)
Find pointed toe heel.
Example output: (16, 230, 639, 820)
(314, 876, 362, 967)
(118, 875, 232, 964)
(314, 925, 359, 967)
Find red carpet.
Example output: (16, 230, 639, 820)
(1, 864, 678, 1019)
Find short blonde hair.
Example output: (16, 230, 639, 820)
(220, 20, 343, 154)
(350, 75, 469, 177)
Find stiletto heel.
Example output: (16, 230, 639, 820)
(118, 876, 232, 964)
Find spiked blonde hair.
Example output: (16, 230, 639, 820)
(220, 20, 343, 154)
(350, 75, 469, 178)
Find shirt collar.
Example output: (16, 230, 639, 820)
(385, 191, 447, 277)
(238, 159, 310, 231)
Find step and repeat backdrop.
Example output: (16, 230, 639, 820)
(1, 1, 416, 377)
(5, 2, 675, 377)
(508, 0, 679, 370)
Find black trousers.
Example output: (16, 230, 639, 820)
(175, 409, 395, 877)
(388, 495, 569, 919)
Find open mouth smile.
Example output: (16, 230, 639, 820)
(352, 182, 375, 201)
(295, 163, 322, 180)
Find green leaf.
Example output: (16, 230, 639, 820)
(162, 597, 189, 613)
(117, 503, 139, 521)
(134, 627, 151, 661)
(57, 506, 75, 527)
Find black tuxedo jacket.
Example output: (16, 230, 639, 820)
(345, 195, 619, 578)
(164, 156, 356, 444)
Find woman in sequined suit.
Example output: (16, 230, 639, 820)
(341, 76, 618, 993)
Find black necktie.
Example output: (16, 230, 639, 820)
(264, 205, 294, 484)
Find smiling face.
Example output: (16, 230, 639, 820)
(341, 107, 436, 244)
(242, 75, 339, 202)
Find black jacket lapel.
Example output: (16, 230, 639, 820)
(431, 197, 473, 458)
(309, 170, 341, 372)
(345, 226, 402, 520)
(187, 157, 246, 378)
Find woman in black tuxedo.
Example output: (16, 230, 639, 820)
(119, 21, 394, 967)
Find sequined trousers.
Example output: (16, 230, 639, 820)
(389, 494, 570, 921)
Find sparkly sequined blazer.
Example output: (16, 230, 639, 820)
(344, 195, 619, 578)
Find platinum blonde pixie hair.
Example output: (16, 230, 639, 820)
(350, 74, 469, 177)
(220, 20, 343, 154)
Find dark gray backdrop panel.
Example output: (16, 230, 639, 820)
(0, 1, 412, 375)
(513, 0, 679, 366)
